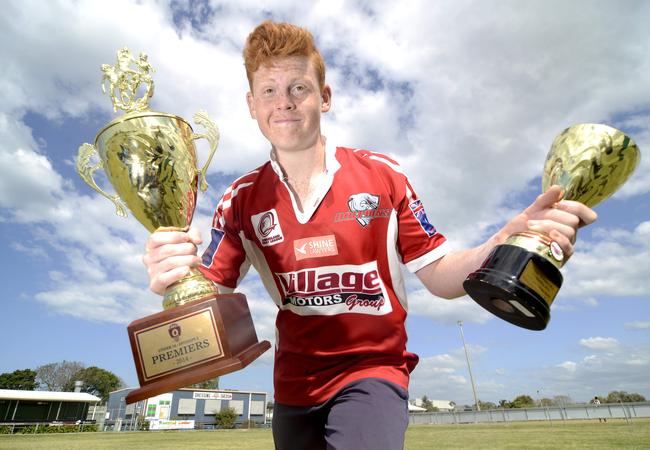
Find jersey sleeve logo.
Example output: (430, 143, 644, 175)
(334, 193, 391, 226)
(251, 209, 285, 246)
(409, 199, 437, 237)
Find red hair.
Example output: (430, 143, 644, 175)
(243, 20, 326, 89)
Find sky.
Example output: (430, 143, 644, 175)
(1, 0, 649, 407)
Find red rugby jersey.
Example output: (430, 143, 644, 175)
(199, 140, 449, 406)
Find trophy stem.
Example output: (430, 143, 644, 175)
(504, 230, 565, 269)
(162, 268, 218, 310)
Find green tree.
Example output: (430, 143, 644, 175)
(420, 395, 435, 412)
(498, 399, 511, 409)
(553, 395, 573, 407)
(540, 398, 554, 407)
(190, 377, 219, 389)
(215, 407, 238, 429)
(478, 400, 496, 410)
(605, 391, 646, 403)
(510, 395, 534, 408)
(0, 369, 38, 390)
(36, 361, 85, 391)
(64, 366, 124, 402)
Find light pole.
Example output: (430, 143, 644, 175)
(458, 320, 480, 411)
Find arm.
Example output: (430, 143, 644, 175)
(416, 186, 597, 299)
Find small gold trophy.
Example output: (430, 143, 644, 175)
(464, 124, 640, 330)
(76, 48, 270, 403)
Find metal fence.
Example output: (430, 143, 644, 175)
(409, 402, 650, 425)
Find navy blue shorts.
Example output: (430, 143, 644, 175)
(272, 378, 409, 450)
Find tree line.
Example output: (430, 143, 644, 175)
(416, 391, 647, 412)
(0, 361, 123, 402)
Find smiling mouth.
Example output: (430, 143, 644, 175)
(273, 118, 301, 125)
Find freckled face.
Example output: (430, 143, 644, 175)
(246, 56, 331, 154)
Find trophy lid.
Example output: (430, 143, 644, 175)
(101, 47, 156, 114)
(542, 123, 640, 207)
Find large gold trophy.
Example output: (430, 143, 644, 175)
(76, 48, 270, 404)
(464, 124, 640, 330)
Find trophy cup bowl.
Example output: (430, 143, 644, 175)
(76, 48, 270, 403)
(463, 124, 640, 330)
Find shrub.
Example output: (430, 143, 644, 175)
(215, 407, 238, 429)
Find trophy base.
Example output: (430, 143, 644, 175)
(463, 244, 563, 331)
(125, 293, 271, 404)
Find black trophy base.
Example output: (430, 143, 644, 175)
(463, 244, 563, 330)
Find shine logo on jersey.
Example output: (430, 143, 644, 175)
(275, 261, 392, 316)
(409, 199, 437, 237)
(294, 235, 338, 261)
(251, 209, 284, 246)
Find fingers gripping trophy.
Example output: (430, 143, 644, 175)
(464, 124, 640, 330)
(77, 48, 270, 404)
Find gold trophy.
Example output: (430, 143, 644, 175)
(76, 48, 270, 404)
(464, 124, 640, 330)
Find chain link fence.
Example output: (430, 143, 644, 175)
(409, 402, 650, 425)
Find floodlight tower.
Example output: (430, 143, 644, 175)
(458, 320, 480, 411)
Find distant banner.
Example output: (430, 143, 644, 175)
(193, 392, 233, 400)
(148, 419, 195, 430)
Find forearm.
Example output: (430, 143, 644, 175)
(415, 186, 596, 299)
(416, 229, 509, 299)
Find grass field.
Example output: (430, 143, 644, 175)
(1, 419, 648, 449)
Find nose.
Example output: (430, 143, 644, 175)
(274, 91, 296, 110)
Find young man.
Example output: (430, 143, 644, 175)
(143, 21, 596, 449)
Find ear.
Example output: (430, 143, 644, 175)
(321, 84, 332, 113)
(246, 92, 256, 119)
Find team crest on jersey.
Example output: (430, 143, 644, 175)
(409, 199, 437, 237)
(251, 209, 284, 246)
(334, 193, 391, 227)
(275, 261, 392, 316)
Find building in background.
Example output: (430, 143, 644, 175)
(0, 389, 101, 423)
(412, 397, 456, 412)
(107, 387, 268, 430)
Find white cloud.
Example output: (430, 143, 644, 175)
(625, 320, 650, 330)
(541, 344, 650, 399)
(579, 337, 619, 350)
(557, 361, 577, 372)
(560, 222, 650, 301)
(408, 288, 493, 325)
(410, 346, 487, 402)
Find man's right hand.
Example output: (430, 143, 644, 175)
(142, 227, 203, 295)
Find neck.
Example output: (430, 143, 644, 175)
(273, 136, 327, 213)
(274, 135, 326, 182)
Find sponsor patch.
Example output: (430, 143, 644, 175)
(251, 209, 284, 247)
(275, 261, 392, 316)
(293, 235, 338, 261)
(334, 193, 392, 226)
(409, 199, 437, 237)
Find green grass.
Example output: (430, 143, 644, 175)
(1, 419, 648, 449)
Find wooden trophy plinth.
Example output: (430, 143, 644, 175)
(125, 293, 270, 404)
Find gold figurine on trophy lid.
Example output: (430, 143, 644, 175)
(101, 47, 156, 113)
(76, 48, 270, 404)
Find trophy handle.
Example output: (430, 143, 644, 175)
(192, 110, 220, 192)
(76, 143, 128, 217)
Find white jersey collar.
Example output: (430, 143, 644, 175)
(269, 136, 341, 224)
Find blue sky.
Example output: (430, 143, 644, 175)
(1, 0, 649, 406)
